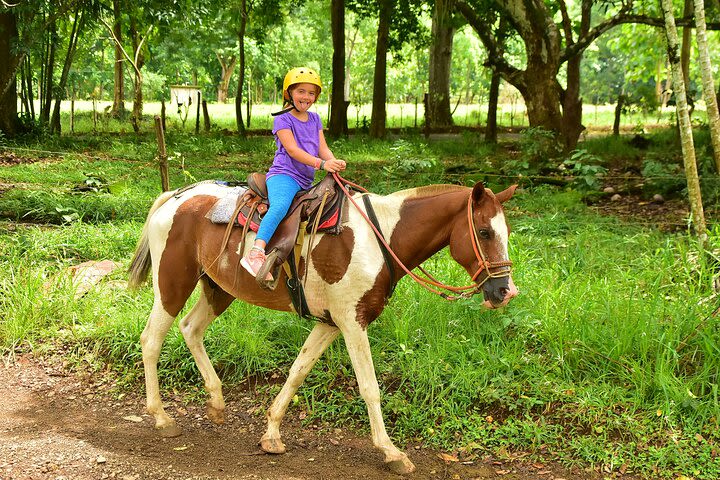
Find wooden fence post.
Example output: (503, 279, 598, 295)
(154, 116, 169, 192)
(202, 100, 210, 131)
(195, 92, 201, 134)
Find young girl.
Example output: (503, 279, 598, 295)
(241, 67, 346, 280)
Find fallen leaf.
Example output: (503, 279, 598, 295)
(173, 445, 189, 451)
(438, 453, 459, 462)
(123, 415, 143, 423)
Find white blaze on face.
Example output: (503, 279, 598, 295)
(489, 211, 509, 260)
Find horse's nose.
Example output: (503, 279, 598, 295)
(503, 277, 519, 300)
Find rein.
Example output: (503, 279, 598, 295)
(331, 173, 512, 301)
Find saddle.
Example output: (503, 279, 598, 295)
(230, 173, 346, 291)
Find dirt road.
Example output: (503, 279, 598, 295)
(0, 355, 606, 480)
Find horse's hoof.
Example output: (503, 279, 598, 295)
(156, 423, 182, 438)
(385, 456, 416, 475)
(259, 437, 286, 454)
(207, 405, 225, 425)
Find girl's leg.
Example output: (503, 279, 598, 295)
(256, 174, 302, 244)
(241, 174, 301, 277)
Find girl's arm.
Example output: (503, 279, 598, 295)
(276, 128, 346, 173)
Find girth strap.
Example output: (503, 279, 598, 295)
(362, 194, 396, 299)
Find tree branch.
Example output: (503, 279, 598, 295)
(562, 13, 720, 63)
(99, 17, 151, 79)
(556, 0, 575, 46)
(455, 0, 521, 79)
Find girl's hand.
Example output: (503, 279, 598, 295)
(323, 158, 346, 173)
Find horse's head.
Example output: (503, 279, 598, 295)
(449, 182, 518, 309)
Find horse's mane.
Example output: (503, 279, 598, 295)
(388, 184, 467, 199)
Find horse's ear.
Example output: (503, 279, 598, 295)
(495, 184, 518, 204)
(471, 182, 485, 203)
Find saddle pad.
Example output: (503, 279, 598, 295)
(206, 186, 247, 224)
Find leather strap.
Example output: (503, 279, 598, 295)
(362, 194, 396, 299)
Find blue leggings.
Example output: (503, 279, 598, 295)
(256, 174, 302, 244)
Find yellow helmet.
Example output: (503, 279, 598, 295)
(282, 67, 322, 102)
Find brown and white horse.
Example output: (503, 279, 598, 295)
(128, 179, 518, 474)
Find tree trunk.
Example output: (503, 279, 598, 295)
(517, 68, 564, 136)
(51, 7, 84, 134)
(328, 0, 348, 137)
(693, 0, 720, 173)
(235, 0, 247, 135)
(41, 17, 57, 125)
(0, 11, 20, 136)
(680, 0, 692, 91)
(129, 15, 144, 131)
(427, 0, 455, 128)
(613, 94, 625, 135)
(369, 0, 391, 138)
(559, 0, 591, 151)
(111, 0, 126, 117)
(660, 0, 707, 242)
(562, 55, 584, 150)
(485, 71, 500, 143)
(216, 54, 236, 104)
(25, 55, 35, 119)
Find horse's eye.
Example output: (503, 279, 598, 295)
(478, 229, 491, 239)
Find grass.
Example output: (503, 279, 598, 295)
(1, 129, 720, 477)
(18, 99, 693, 135)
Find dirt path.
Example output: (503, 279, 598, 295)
(0, 355, 616, 480)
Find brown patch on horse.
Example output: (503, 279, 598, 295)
(158, 195, 218, 316)
(310, 227, 355, 285)
(355, 274, 389, 329)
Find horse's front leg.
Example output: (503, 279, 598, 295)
(260, 322, 340, 454)
(341, 321, 416, 475)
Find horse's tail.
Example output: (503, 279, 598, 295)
(128, 190, 176, 289)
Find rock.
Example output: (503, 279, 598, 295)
(603, 187, 615, 194)
(96, 456, 107, 464)
(652, 194, 665, 203)
(610, 194, 622, 202)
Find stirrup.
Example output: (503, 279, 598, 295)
(256, 250, 282, 291)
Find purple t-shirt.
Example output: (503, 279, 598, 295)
(268, 111, 323, 190)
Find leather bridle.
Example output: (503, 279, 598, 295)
(332, 173, 512, 301)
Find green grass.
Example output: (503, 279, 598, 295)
(17, 99, 690, 135)
(1, 130, 720, 478)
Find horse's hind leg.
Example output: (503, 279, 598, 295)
(178, 277, 234, 425)
(260, 322, 340, 454)
(141, 298, 182, 437)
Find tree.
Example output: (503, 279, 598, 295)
(693, 0, 720, 172)
(0, 8, 20, 136)
(217, 50, 237, 103)
(232, 0, 287, 134)
(50, 4, 88, 134)
(368, 0, 391, 138)
(427, 0, 457, 128)
(111, 0, 126, 116)
(660, 0, 706, 242)
(457, 0, 720, 149)
(348, 0, 427, 135)
(101, 12, 152, 133)
(328, 0, 348, 136)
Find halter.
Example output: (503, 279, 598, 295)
(332, 173, 512, 301)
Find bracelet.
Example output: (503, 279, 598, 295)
(319, 159, 326, 171)
(314, 158, 321, 169)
